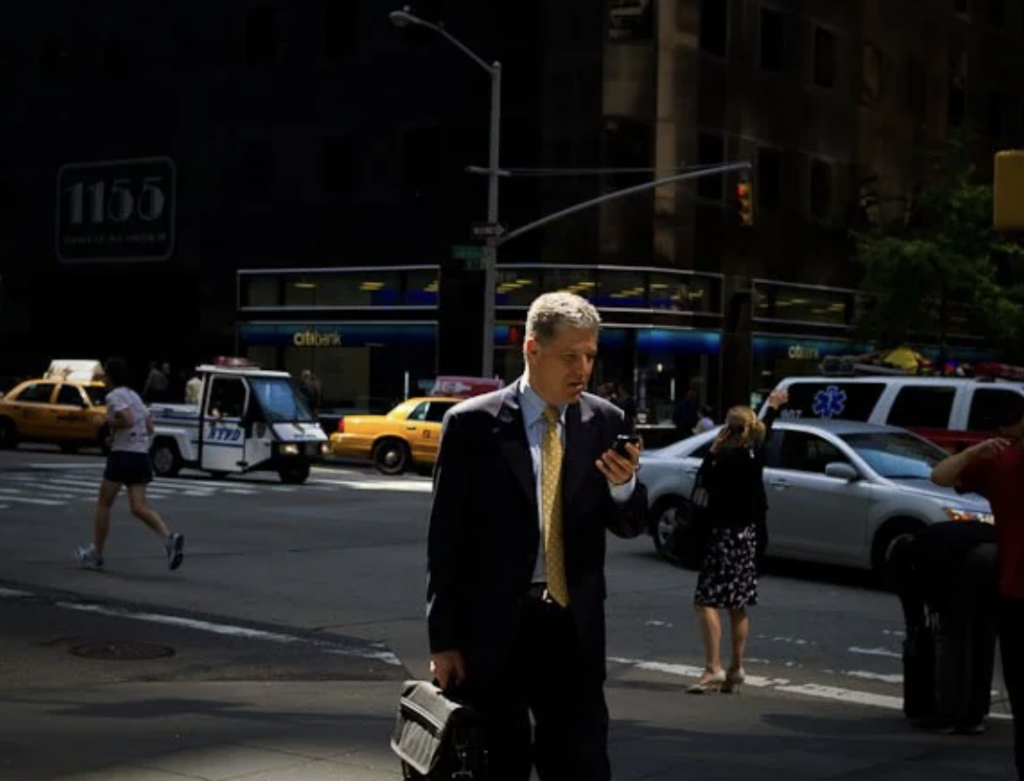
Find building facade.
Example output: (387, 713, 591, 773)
(1, 0, 1020, 412)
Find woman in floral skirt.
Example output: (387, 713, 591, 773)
(686, 388, 788, 693)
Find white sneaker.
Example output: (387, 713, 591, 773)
(75, 543, 104, 570)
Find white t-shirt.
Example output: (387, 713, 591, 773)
(105, 387, 152, 454)
(694, 416, 716, 434)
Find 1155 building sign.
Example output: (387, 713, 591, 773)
(55, 157, 176, 262)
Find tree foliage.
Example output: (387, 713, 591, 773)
(852, 135, 1024, 360)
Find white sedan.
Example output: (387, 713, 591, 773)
(638, 418, 993, 576)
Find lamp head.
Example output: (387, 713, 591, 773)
(389, 7, 420, 28)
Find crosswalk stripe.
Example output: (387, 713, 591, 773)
(29, 478, 177, 498)
(0, 493, 64, 506)
(0, 486, 82, 500)
(0, 466, 433, 505)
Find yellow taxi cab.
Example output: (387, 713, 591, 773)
(0, 360, 109, 453)
(329, 396, 462, 475)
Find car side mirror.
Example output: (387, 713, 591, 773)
(825, 462, 859, 481)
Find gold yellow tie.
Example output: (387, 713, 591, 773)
(541, 406, 569, 607)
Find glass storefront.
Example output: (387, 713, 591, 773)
(751, 335, 877, 407)
(239, 267, 440, 309)
(237, 265, 725, 424)
(238, 322, 437, 413)
(493, 324, 722, 427)
(750, 276, 1003, 409)
(751, 334, 1003, 408)
(495, 265, 722, 316)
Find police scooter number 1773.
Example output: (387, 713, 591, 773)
(207, 424, 242, 442)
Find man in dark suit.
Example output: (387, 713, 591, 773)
(426, 291, 647, 780)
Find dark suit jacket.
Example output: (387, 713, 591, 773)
(426, 382, 648, 684)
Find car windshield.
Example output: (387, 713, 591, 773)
(248, 377, 316, 423)
(840, 432, 948, 479)
(85, 386, 108, 406)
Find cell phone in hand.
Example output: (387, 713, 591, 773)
(613, 434, 641, 457)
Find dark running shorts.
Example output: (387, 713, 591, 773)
(104, 451, 154, 486)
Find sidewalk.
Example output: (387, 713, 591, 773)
(1, 670, 1015, 781)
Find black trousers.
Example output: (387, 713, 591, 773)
(458, 597, 611, 781)
(999, 597, 1024, 779)
(934, 544, 998, 727)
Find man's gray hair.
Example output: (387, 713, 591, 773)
(525, 291, 601, 343)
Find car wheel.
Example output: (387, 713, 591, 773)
(151, 438, 183, 478)
(651, 497, 700, 567)
(278, 459, 311, 484)
(0, 418, 18, 450)
(872, 518, 925, 589)
(373, 439, 410, 476)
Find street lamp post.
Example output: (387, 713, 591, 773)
(389, 7, 502, 378)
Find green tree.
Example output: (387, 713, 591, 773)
(852, 135, 1024, 362)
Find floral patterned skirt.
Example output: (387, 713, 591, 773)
(693, 524, 759, 610)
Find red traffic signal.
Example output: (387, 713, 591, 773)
(736, 182, 754, 225)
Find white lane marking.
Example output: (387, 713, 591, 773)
(0, 504, 8, 512)
(608, 656, 1013, 720)
(761, 635, 814, 646)
(0, 587, 31, 597)
(841, 670, 904, 684)
(56, 601, 403, 666)
(849, 646, 902, 659)
(150, 477, 225, 489)
(312, 476, 433, 493)
(24, 463, 104, 469)
(775, 683, 904, 710)
(0, 491, 67, 505)
(38, 478, 174, 498)
(608, 658, 791, 688)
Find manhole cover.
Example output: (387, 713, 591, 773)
(69, 641, 175, 661)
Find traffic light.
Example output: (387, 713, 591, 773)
(994, 150, 1024, 233)
(736, 181, 754, 226)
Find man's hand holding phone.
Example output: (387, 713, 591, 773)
(598, 434, 641, 486)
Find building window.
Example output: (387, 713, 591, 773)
(699, 0, 728, 58)
(989, 0, 1005, 27)
(697, 132, 725, 200)
(321, 136, 354, 194)
(401, 126, 441, 196)
(988, 92, 1003, 139)
(760, 7, 788, 72)
(907, 58, 927, 120)
(812, 27, 836, 88)
(608, 0, 653, 41)
(170, 18, 202, 68)
(604, 118, 651, 169)
(861, 44, 882, 105)
(947, 78, 965, 128)
(39, 35, 70, 85)
(102, 31, 129, 82)
(246, 5, 279, 65)
(325, 0, 357, 57)
(757, 147, 782, 209)
(809, 160, 833, 222)
(240, 142, 275, 192)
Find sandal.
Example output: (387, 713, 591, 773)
(721, 667, 746, 694)
(686, 669, 726, 694)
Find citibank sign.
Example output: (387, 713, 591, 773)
(293, 328, 342, 347)
(787, 345, 820, 361)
